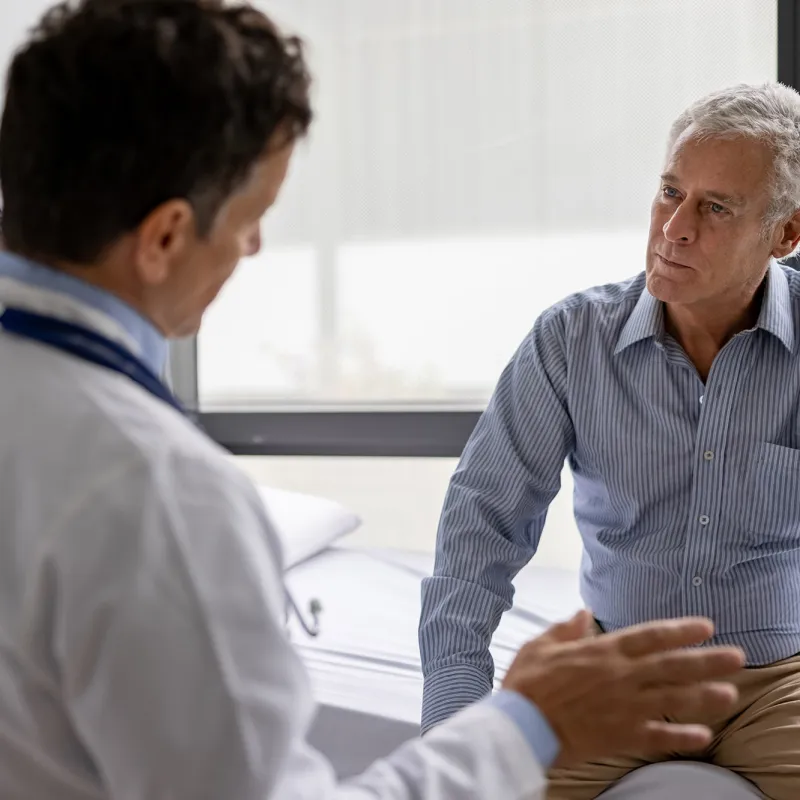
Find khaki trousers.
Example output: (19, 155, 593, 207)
(546, 646, 800, 800)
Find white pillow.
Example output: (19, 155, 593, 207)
(257, 485, 362, 569)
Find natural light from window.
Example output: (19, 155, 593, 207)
(198, 0, 777, 409)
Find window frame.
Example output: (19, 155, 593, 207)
(171, 1, 797, 458)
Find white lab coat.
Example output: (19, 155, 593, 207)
(0, 278, 546, 800)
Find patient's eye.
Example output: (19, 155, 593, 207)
(662, 186, 679, 199)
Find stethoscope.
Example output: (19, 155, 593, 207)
(0, 305, 325, 639)
(285, 590, 323, 638)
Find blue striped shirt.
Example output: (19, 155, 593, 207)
(419, 261, 800, 733)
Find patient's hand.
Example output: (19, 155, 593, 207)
(501, 611, 744, 767)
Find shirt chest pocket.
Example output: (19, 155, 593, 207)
(745, 442, 800, 540)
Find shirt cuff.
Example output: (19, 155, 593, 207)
(487, 689, 561, 770)
(421, 664, 493, 735)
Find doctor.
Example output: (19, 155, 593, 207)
(0, 1, 744, 799)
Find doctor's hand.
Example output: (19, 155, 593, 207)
(501, 611, 744, 767)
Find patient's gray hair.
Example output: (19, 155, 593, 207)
(667, 82, 800, 233)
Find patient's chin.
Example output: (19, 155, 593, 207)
(646, 271, 697, 304)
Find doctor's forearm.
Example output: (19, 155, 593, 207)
(336, 701, 547, 800)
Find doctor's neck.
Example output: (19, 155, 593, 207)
(28, 234, 187, 339)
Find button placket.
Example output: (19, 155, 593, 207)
(683, 341, 753, 617)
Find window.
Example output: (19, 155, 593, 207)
(179, 0, 785, 456)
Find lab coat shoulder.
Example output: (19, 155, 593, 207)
(45, 387, 291, 656)
(0, 331, 250, 545)
(47, 357, 286, 584)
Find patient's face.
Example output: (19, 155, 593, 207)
(645, 132, 776, 308)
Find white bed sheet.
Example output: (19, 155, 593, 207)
(285, 546, 763, 797)
(286, 546, 581, 726)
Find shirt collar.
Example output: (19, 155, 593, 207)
(0, 250, 168, 374)
(615, 261, 795, 356)
(757, 261, 794, 352)
(614, 285, 664, 355)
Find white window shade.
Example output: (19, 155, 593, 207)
(198, 0, 777, 409)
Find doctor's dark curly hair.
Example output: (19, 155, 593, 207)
(0, 0, 312, 264)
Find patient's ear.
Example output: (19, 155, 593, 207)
(772, 210, 800, 259)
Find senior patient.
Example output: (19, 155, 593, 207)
(419, 81, 800, 800)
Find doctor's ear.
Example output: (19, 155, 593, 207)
(133, 200, 196, 285)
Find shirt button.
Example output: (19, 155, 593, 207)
(703, 450, 714, 461)
(692, 576, 703, 587)
(699, 395, 705, 405)
(699, 515, 710, 526)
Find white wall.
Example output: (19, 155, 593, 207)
(234, 456, 584, 571)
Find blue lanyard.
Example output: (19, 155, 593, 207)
(0, 306, 183, 414)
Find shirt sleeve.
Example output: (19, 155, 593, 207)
(48, 448, 547, 800)
(419, 308, 576, 733)
(488, 690, 560, 769)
